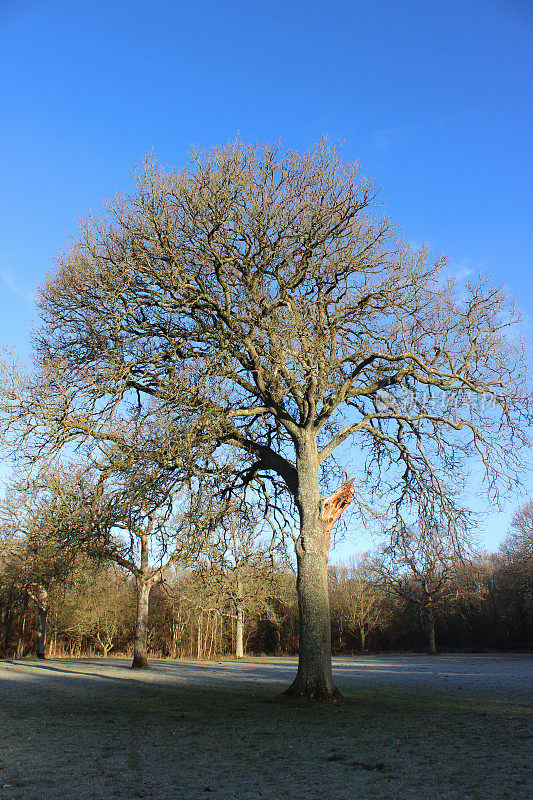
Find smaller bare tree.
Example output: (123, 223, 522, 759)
(374, 525, 470, 654)
(80, 465, 223, 669)
(0, 473, 87, 658)
(55, 561, 132, 657)
(344, 555, 387, 651)
(196, 502, 286, 658)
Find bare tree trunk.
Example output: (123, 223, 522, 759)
(208, 613, 216, 659)
(202, 612, 210, 657)
(16, 611, 27, 658)
(30, 586, 49, 660)
(360, 627, 366, 652)
(285, 437, 353, 702)
(235, 602, 244, 659)
(36, 602, 48, 659)
(27, 586, 49, 659)
(427, 607, 437, 655)
(197, 613, 203, 660)
(131, 532, 158, 670)
(287, 536, 338, 700)
(211, 613, 218, 659)
(131, 579, 151, 669)
(189, 619, 194, 657)
(171, 618, 180, 659)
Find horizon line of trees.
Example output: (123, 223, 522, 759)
(1, 500, 531, 660)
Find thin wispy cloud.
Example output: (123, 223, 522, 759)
(449, 259, 475, 284)
(374, 109, 475, 151)
(373, 123, 417, 150)
(1, 268, 36, 304)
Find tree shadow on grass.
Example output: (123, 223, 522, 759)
(1, 662, 530, 800)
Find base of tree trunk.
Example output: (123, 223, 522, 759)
(283, 678, 343, 704)
(131, 654, 150, 669)
(36, 652, 46, 660)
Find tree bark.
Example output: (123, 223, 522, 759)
(235, 577, 244, 658)
(285, 435, 353, 702)
(36, 600, 48, 659)
(29, 586, 48, 660)
(360, 627, 366, 652)
(197, 613, 203, 660)
(235, 603, 244, 659)
(287, 535, 339, 700)
(427, 607, 437, 655)
(131, 579, 151, 669)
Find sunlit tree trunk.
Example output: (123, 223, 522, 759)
(131, 534, 155, 669)
(196, 613, 203, 660)
(235, 606, 244, 659)
(131, 578, 152, 669)
(28, 586, 48, 660)
(285, 434, 353, 702)
(235, 577, 244, 658)
(16, 611, 27, 658)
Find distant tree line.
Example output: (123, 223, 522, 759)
(1, 500, 530, 659)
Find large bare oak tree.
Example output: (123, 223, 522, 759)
(3, 140, 529, 699)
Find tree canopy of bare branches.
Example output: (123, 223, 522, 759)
(1, 139, 529, 699)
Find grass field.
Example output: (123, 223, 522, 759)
(0, 655, 531, 800)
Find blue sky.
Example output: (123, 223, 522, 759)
(0, 0, 531, 555)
